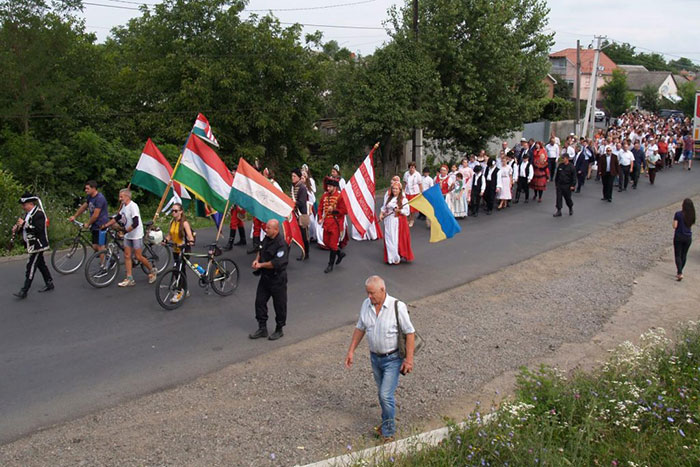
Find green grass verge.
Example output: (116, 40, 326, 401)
(375, 324, 700, 466)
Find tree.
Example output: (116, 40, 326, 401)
(600, 69, 633, 117)
(551, 73, 571, 99)
(640, 84, 660, 112)
(327, 37, 441, 175)
(677, 80, 698, 116)
(601, 40, 637, 65)
(539, 97, 573, 121)
(387, 0, 554, 151)
(669, 57, 700, 73)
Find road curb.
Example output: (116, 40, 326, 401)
(0, 253, 28, 264)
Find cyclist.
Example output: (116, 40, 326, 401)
(163, 202, 195, 303)
(101, 188, 156, 287)
(69, 180, 109, 254)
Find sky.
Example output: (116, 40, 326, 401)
(81, 0, 700, 66)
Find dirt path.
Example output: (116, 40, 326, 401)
(1, 197, 699, 466)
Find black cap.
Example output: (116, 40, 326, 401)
(19, 192, 38, 204)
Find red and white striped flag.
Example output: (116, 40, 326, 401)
(341, 143, 380, 238)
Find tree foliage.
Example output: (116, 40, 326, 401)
(600, 69, 633, 117)
(676, 80, 699, 116)
(640, 84, 660, 113)
(387, 0, 554, 151)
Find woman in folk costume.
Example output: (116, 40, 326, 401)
(496, 154, 513, 210)
(446, 172, 468, 219)
(530, 141, 549, 203)
(457, 158, 474, 210)
(380, 181, 414, 265)
(434, 164, 452, 198)
(301, 164, 318, 242)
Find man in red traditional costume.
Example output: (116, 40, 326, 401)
(319, 177, 347, 273)
(223, 204, 247, 250)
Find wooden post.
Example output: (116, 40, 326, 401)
(152, 180, 173, 222)
(214, 200, 230, 243)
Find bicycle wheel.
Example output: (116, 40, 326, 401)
(141, 243, 172, 274)
(85, 248, 120, 288)
(210, 258, 239, 296)
(51, 238, 87, 274)
(155, 269, 188, 310)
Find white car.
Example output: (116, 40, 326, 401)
(594, 109, 606, 122)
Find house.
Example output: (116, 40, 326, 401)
(543, 73, 557, 99)
(549, 48, 617, 103)
(618, 65, 681, 107)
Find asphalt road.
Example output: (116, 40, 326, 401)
(1, 167, 698, 444)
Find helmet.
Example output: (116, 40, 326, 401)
(147, 228, 163, 245)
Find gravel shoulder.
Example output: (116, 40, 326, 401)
(1, 196, 699, 466)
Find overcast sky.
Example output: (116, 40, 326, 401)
(82, 0, 700, 65)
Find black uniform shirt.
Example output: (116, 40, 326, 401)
(555, 162, 576, 188)
(259, 233, 289, 278)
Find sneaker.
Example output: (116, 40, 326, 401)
(148, 270, 157, 284)
(118, 278, 135, 287)
(170, 290, 184, 303)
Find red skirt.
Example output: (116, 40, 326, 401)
(383, 215, 414, 263)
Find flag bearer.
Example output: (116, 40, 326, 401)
(319, 177, 348, 273)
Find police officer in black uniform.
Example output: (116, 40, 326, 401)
(249, 219, 289, 340)
(553, 153, 576, 217)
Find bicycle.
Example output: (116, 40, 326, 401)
(155, 242, 240, 310)
(51, 219, 95, 274)
(84, 222, 172, 288)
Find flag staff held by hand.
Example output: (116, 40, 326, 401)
(215, 199, 230, 244)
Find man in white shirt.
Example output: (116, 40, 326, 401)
(345, 276, 415, 442)
(102, 188, 155, 287)
(513, 153, 534, 203)
(545, 136, 560, 182)
(617, 142, 634, 191)
(402, 162, 422, 227)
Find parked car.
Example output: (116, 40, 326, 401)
(659, 109, 684, 119)
(594, 109, 606, 122)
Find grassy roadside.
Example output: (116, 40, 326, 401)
(379, 324, 700, 466)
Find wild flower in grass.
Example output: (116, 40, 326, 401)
(667, 416, 675, 423)
(346, 444, 352, 451)
(270, 453, 276, 460)
(679, 429, 686, 437)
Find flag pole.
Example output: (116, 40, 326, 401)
(214, 199, 230, 243)
(152, 136, 188, 223)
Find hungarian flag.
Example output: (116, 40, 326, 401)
(283, 215, 305, 256)
(341, 143, 380, 237)
(192, 113, 219, 147)
(229, 157, 295, 223)
(131, 138, 191, 208)
(172, 134, 233, 214)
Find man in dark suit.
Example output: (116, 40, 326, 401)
(597, 146, 620, 202)
(573, 141, 590, 193)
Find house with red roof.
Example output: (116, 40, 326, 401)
(549, 48, 617, 104)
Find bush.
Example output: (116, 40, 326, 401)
(383, 324, 700, 466)
(0, 169, 26, 254)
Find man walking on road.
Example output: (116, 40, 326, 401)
(249, 219, 289, 341)
(631, 140, 645, 189)
(553, 153, 576, 217)
(545, 136, 560, 182)
(13, 193, 54, 299)
(598, 146, 620, 202)
(345, 275, 415, 443)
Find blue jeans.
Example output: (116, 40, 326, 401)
(370, 351, 402, 437)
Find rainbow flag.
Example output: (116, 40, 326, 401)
(408, 184, 461, 242)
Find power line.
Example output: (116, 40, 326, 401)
(246, 0, 377, 12)
(281, 22, 387, 30)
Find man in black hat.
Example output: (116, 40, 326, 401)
(319, 177, 347, 273)
(553, 154, 576, 217)
(469, 165, 486, 217)
(13, 193, 54, 298)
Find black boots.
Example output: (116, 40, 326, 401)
(247, 238, 260, 254)
(268, 326, 284, 340)
(13, 288, 28, 299)
(38, 281, 54, 293)
(234, 226, 246, 245)
(553, 210, 562, 217)
(325, 250, 336, 273)
(249, 327, 268, 339)
(223, 234, 235, 251)
(335, 250, 346, 265)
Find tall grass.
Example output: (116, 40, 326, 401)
(379, 324, 700, 466)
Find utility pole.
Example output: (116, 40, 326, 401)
(575, 40, 581, 137)
(582, 35, 604, 139)
(411, 0, 423, 169)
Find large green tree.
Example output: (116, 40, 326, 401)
(387, 0, 553, 151)
(640, 84, 660, 112)
(600, 69, 633, 117)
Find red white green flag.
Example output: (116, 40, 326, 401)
(192, 113, 219, 147)
(172, 134, 232, 213)
(131, 138, 192, 208)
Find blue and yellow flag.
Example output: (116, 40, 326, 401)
(408, 184, 461, 242)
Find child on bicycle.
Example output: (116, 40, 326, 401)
(164, 202, 195, 303)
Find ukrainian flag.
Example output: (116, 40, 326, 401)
(408, 184, 462, 242)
